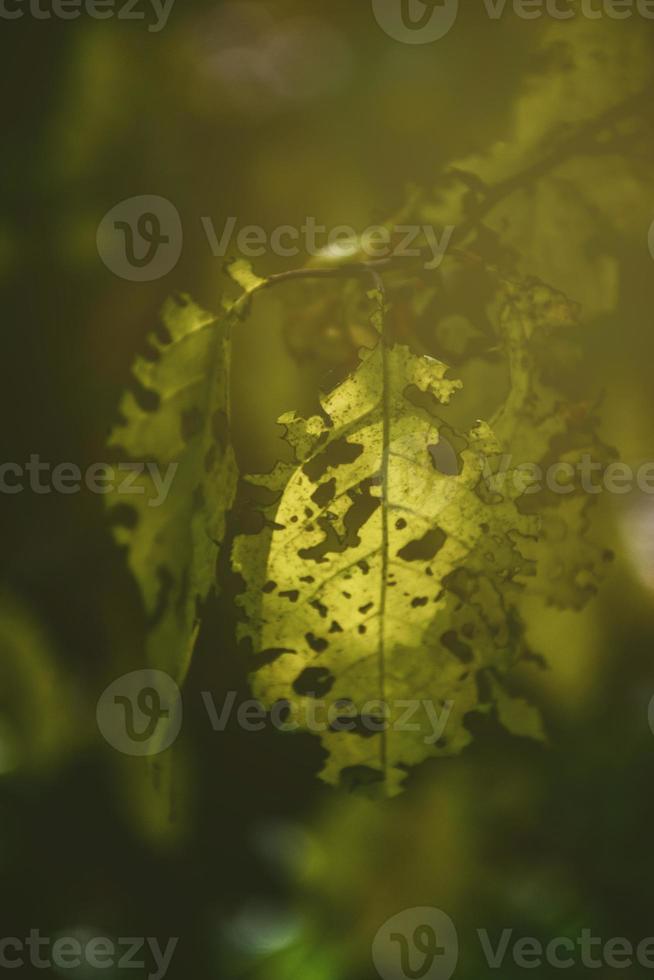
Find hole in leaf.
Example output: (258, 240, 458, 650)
(339, 766, 384, 793)
(303, 438, 364, 482)
(429, 440, 460, 475)
(293, 667, 335, 698)
(306, 633, 328, 653)
(312, 478, 336, 509)
(252, 648, 295, 670)
(441, 630, 474, 664)
(397, 528, 446, 562)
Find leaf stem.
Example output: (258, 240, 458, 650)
(370, 268, 390, 789)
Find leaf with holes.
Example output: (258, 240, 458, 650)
(107, 292, 239, 682)
(233, 290, 543, 796)
(485, 278, 616, 610)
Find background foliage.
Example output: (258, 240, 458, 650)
(2, 3, 654, 977)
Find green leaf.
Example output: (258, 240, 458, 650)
(107, 293, 238, 682)
(488, 278, 615, 610)
(419, 21, 653, 318)
(234, 288, 543, 795)
(105, 287, 245, 846)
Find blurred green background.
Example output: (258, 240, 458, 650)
(2, 1, 654, 977)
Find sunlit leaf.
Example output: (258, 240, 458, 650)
(107, 292, 238, 681)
